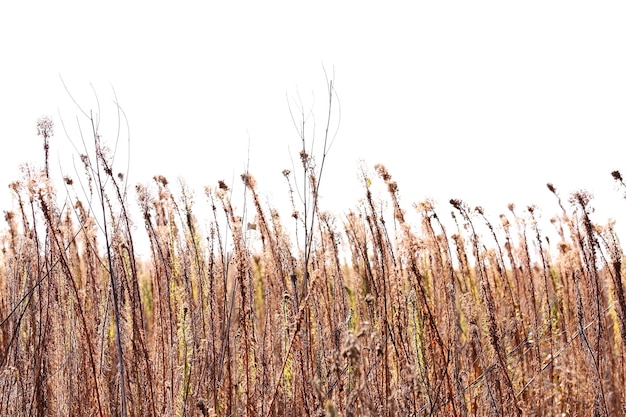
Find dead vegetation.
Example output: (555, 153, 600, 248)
(1, 85, 625, 416)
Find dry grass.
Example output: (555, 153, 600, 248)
(1, 113, 626, 416)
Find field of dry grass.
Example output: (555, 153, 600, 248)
(1, 99, 626, 416)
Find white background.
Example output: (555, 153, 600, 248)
(2, 2, 626, 253)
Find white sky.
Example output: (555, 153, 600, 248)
(2, 2, 626, 249)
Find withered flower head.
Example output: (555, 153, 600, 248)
(36, 116, 54, 139)
(374, 164, 391, 182)
(154, 175, 168, 186)
(241, 173, 256, 190)
(569, 190, 593, 209)
(449, 199, 463, 210)
(218, 180, 229, 191)
(611, 170, 623, 182)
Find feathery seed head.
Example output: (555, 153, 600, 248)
(569, 190, 593, 208)
(36, 116, 54, 139)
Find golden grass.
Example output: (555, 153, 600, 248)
(1, 113, 625, 416)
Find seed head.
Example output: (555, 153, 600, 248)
(374, 164, 391, 182)
(611, 170, 623, 182)
(449, 199, 463, 210)
(218, 180, 229, 191)
(36, 116, 54, 139)
(154, 175, 168, 186)
(241, 173, 256, 190)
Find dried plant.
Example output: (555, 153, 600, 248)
(1, 86, 626, 416)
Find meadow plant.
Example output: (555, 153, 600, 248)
(1, 93, 626, 416)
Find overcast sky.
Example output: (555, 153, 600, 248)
(2, 2, 626, 247)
